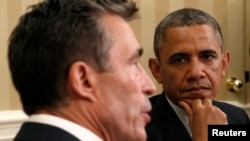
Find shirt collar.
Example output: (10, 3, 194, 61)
(165, 96, 192, 136)
(27, 114, 103, 141)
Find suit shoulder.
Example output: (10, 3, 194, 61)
(214, 101, 246, 111)
(213, 100, 250, 124)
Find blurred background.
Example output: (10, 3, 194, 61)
(1, 0, 250, 111)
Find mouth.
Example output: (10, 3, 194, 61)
(182, 86, 211, 94)
(142, 98, 152, 124)
(187, 85, 209, 90)
(142, 112, 151, 124)
(180, 90, 208, 101)
(179, 87, 212, 106)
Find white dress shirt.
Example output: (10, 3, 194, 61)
(27, 114, 103, 141)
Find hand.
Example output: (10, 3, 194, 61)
(179, 98, 228, 141)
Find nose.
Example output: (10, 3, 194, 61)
(186, 58, 205, 81)
(140, 65, 156, 96)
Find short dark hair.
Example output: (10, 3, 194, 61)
(154, 8, 224, 60)
(8, 0, 138, 115)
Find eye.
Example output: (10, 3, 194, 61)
(203, 54, 212, 59)
(169, 53, 188, 64)
(131, 59, 140, 68)
(134, 60, 139, 66)
(201, 54, 216, 61)
(200, 50, 217, 61)
(174, 57, 185, 63)
(170, 56, 186, 64)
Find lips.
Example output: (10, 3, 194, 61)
(142, 97, 152, 123)
(142, 106, 152, 124)
(179, 85, 213, 101)
(142, 112, 151, 124)
(181, 83, 211, 94)
(186, 88, 209, 95)
(186, 86, 209, 91)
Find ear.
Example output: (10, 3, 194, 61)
(221, 51, 230, 77)
(148, 58, 163, 84)
(67, 61, 96, 102)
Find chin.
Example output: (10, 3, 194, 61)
(134, 128, 147, 141)
(179, 99, 192, 106)
(136, 133, 147, 141)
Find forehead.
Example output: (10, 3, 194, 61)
(165, 25, 217, 42)
(160, 25, 221, 55)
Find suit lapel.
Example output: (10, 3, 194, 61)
(150, 92, 192, 141)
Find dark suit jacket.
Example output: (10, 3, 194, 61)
(14, 122, 80, 141)
(146, 92, 250, 141)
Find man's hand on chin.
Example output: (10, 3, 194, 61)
(179, 98, 228, 141)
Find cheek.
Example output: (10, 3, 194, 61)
(207, 61, 224, 83)
(208, 71, 223, 91)
(161, 67, 183, 87)
(114, 69, 142, 102)
(95, 68, 142, 117)
(210, 59, 225, 75)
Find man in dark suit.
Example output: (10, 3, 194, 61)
(146, 8, 250, 141)
(8, 0, 157, 141)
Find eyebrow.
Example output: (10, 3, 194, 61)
(137, 48, 143, 57)
(130, 47, 143, 60)
(168, 49, 217, 60)
(199, 49, 217, 55)
(169, 52, 188, 60)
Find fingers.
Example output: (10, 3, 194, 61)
(180, 98, 228, 125)
(211, 106, 228, 125)
(191, 98, 203, 109)
(191, 98, 213, 113)
(202, 98, 212, 106)
(185, 98, 228, 141)
(179, 101, 193, 119)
